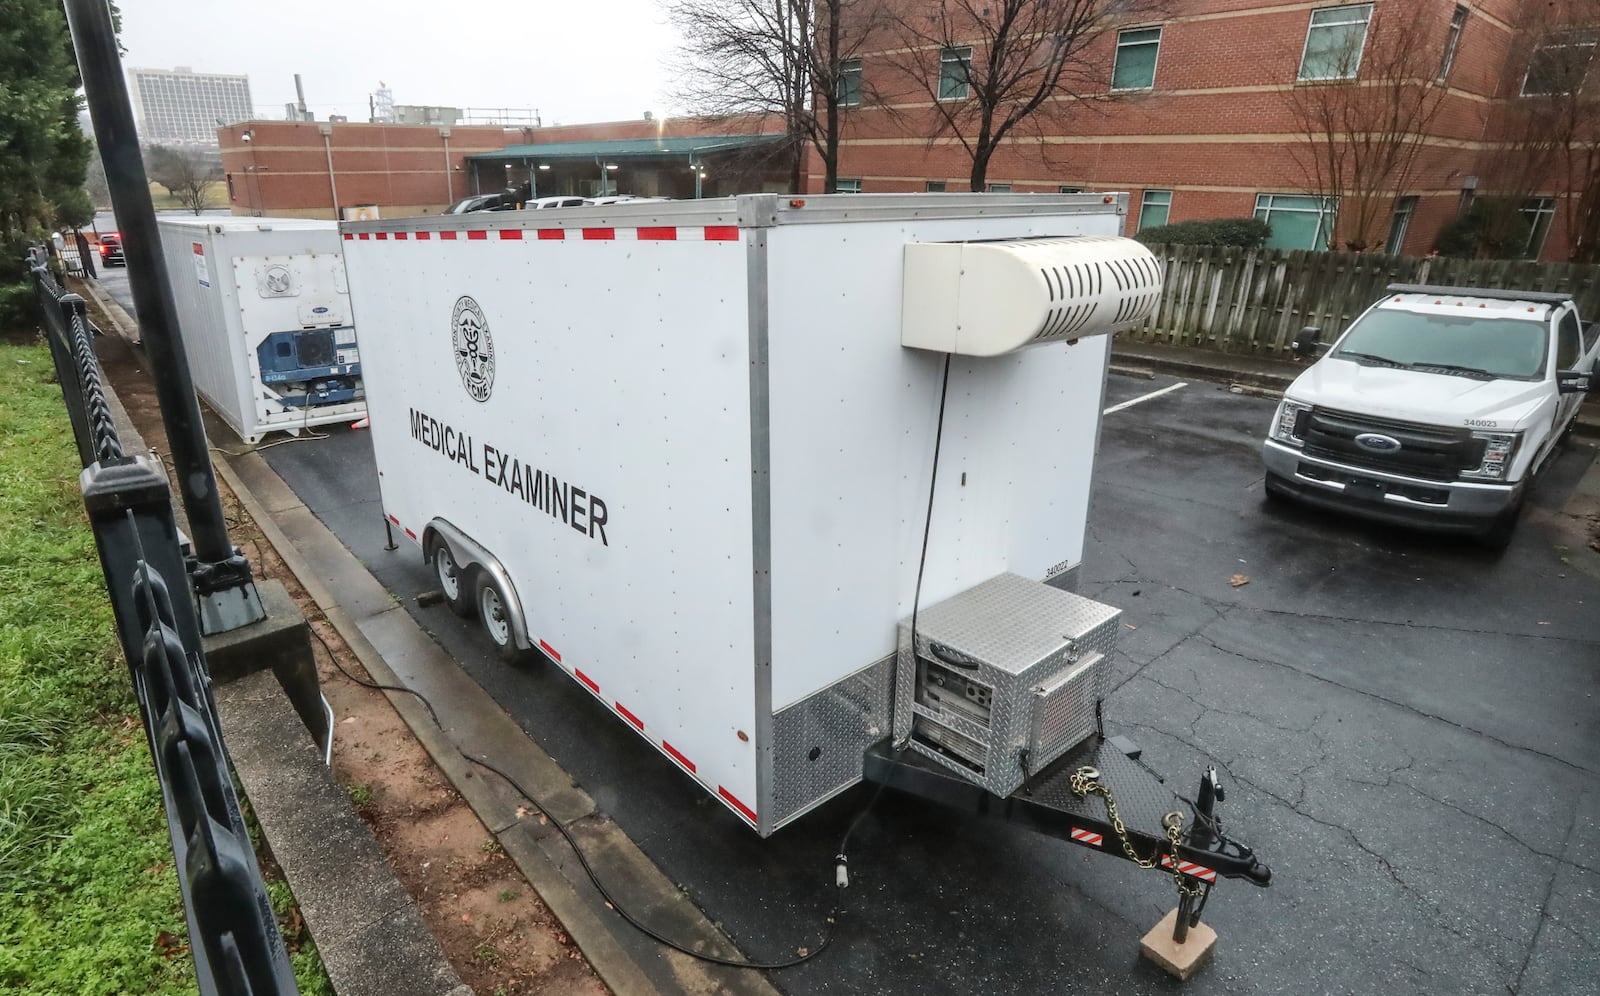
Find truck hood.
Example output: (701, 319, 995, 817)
(1290, 358, 1547, 426)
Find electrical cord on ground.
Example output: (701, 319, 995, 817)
(307, 626, 440, 729)
(304, 623, 846, 970)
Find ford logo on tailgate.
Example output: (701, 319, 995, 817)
(1355, 432, 1402, 453)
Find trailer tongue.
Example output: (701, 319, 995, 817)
(340, 193, 1271, 978)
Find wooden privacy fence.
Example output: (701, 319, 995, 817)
(1126, 246, 1600, 355)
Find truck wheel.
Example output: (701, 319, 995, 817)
(428, 537, 475, 618)
(476, 575, 530, 665)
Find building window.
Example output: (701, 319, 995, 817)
(1438, 6, 1468, 83)
(836, 178, 862, 193)
(1139, 190, 1173, 230)
(1298, 4, 1374, 82)
(1385, 196, 1417, 254)
(925, 180, 947, 192)
(1058, 185, 1084, 193)
(1521, 197, 1556, 257)
(1254, 193, 1337, 250)
(1522, 31, 1598, 96)
(988, 183, 1012, 193)
(939, 47, 973, 101)
(1113, 27, 1162, 91)
(838, 59, 863, 107)
(226, 174, 236, 201)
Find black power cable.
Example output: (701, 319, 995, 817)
(305, 626, 842, 970)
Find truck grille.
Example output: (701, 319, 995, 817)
(1302, 408, 1484, 482)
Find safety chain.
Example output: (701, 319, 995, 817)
(131, 539, 297, 995)
(1070, 766, 1206, 898)
(27, 247, 125, 466)
(67, 307, 125, 464)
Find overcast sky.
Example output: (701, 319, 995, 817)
(116, 0, 682, 125)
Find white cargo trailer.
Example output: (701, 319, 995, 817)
(340, 193, 1166, 834)
(157, 216, 365, 444)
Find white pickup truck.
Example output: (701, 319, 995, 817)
(1262, 283, 1598, 545)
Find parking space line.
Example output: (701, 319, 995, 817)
(1104, 382, 1188, 415)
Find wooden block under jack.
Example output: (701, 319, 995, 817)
(1140, 908, 1217, 981)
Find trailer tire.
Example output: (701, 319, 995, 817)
(427, 536, 475, 618)
(476, 575, 530, 665)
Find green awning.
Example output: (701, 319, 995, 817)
(466, 134, 785, 162)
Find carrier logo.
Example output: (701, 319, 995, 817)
(1355, 432, 1402, 453)
(452, 295, 495, 402)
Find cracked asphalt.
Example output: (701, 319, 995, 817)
(262, 372, 1600, 995)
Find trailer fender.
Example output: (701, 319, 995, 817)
(424, 518, 532, 651)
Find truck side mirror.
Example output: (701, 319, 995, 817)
(1556, 369, 1592, 394)
(1293, 326, 1323, 358)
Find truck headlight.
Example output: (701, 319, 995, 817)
(1461, 431, 1520, 481)
(1271, 399, 1313, 447)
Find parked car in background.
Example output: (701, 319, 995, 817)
(97, 232, 124, 266)
(531, 196, 587, 209)
(444, 194, 508, 215)
(583, 195, 667, 206)
(1262, 283, 1598, 546)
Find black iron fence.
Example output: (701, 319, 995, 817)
(28, 247, 298, 996)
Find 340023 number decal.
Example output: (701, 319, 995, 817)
(1465, 419, 1500, 428)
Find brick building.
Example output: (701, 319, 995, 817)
(217, 116, 788, 220)
(827, 0, 1583, 260)
(218, 121, 524, 219)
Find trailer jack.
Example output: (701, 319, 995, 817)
(863, 729, 1270, 979)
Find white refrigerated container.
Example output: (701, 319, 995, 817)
(157, 216, 365, 443)
(339, 193, 1160, 833)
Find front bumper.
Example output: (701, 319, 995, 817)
(1262, 439, 1519, 533)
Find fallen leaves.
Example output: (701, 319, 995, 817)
(1229, 573, 1250, 588)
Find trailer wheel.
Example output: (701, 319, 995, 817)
(476, 575, 530, 665)
(427, 536, 475, 618)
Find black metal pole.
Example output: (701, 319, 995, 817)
(63, 0, 263, 631)
(63, 0, 230, 564)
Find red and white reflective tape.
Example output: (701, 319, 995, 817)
(1069, 827, 1104, 847)
(718, 786, 758, 826)
(1160, 856, 1218, 883)
(386, 513, 417, 541)
(344, 225, 740, 243)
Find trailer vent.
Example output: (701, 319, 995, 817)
(901, 236, 1163, 356)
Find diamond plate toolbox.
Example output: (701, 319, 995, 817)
(894, 573, 1121, 797)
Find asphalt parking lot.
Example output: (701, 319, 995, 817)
(261, 372, 1600, 996)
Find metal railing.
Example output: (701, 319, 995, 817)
(28, 247, 298, 996)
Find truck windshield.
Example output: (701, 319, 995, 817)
(1331, 309, 1549, 380)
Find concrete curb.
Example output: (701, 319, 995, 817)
(71, 274, 140, 345)
(215, 672, 473, 996)
(213, 447, 784, 996)
(87, 363, 467, 995)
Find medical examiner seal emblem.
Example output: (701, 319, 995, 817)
(452, 295, 495, 402)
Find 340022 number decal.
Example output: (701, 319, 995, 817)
(1465, 419, 1500, 428)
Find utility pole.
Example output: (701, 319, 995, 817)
(63, 0, 265, 633)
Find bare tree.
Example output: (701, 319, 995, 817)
(144, 144, 220, 215)
(881, 0, 1163, 192)
(1283, 2, 1450, 252)
(668, 0, 887, 193)
(1479, 1, 1600, 261)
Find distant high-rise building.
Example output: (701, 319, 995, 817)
(126, 66, 253, 145)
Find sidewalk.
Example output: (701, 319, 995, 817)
(1111, 339, 1600, 439)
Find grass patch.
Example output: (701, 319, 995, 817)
(0, 338, 325, 993)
